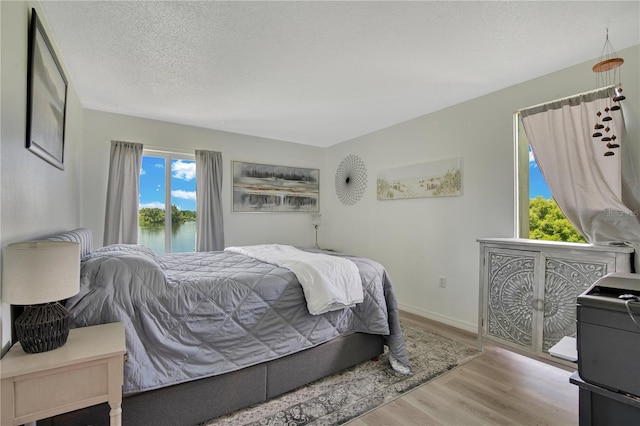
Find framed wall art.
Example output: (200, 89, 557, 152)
(26, 8, 68, 170)
(377, 157, 462, 200)
(232, 161, 319, 213)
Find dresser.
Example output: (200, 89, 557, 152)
(477, 238, 633, 364)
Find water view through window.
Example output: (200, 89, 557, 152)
(139, 155, 197, 253)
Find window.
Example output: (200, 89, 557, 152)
(515, 113, 586, 243)
(139, 151, 197, 253)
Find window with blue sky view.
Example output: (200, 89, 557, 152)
(139, 154, 197, 253)
(529, 146, 551, 199)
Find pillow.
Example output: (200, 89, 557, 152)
(90, 244, 160, 263)
(81, 244, 166, 287)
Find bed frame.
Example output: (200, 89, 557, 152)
(39, 332, 383, 425)
(29, 230, 384, 425)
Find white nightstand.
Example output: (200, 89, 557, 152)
(1, 322, 126, 426)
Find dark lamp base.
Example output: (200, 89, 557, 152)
(15, 302, 71, 353)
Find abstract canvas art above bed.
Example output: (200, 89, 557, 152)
(232, 160, 320, 213)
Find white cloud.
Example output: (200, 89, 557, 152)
(172, 160, 196, 181)
(139, 201, 165, 209)
(140, 168, 146, 175)
(172, 190, 196, 200)
(155, 163, 164, 168)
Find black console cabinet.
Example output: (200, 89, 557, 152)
(571, 372, 640, 426)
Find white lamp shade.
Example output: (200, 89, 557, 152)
(311, 213, 322, 226)
(2, 241, 80, 305)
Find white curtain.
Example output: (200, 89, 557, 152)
(195, 150, 225, 251)
(103, 141, 143, 245)
(520, 86, 640, 269)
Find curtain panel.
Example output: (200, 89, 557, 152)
(520, 87, 640, 269)
(195, 150, 225, 251)
(103, 141, 143, 245)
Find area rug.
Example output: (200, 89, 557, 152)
(203, 322, 480, 425)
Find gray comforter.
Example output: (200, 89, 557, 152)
(66, 244, 409, 394)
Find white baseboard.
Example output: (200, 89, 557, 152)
(398, 303, 477, 334)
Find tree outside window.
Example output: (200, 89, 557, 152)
(516, 114, 586, 243)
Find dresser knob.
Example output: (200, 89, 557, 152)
(532, 298, 545, 311)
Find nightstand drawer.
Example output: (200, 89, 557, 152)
(13, 359, 111, 420)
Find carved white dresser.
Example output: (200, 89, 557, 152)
(477, 238, 634, 364)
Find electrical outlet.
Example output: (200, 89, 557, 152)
(439, 276, 446, 288)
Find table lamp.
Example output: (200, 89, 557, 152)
(311, 213, 322, 249)
(2, 241, 80, 353)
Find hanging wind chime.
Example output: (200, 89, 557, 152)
(592, 29, 625, 157)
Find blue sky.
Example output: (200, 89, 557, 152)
(529, 147, 552, 199)
(139, 156, 197, 211)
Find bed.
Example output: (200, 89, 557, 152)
(35, 229, 410, 426)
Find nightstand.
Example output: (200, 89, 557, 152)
(1, 322, 125, 426)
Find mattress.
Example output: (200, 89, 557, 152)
(65, 244, 409, 394)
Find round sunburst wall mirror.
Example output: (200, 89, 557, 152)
(335, 154, 367, 206)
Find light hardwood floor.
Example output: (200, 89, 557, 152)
(349, 312, 579, 426)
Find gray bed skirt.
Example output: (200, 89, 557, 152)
(37, 332, 384, 426)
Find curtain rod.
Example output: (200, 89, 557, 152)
(517, 85, 617, 114)
(143, 144, 195, 156)
(110, 141, 195, 156)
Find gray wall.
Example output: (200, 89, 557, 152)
(1, 1, 85, 351)
(324, 45, 639, 331)
(82, 110, 326, 249)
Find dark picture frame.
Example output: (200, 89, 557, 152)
(232, 161, 320, 213)
(26, 8, 68, 170)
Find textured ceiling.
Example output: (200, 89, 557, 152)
(39, 1, 640, 147)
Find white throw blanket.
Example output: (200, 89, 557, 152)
(225, 244, 363, 315)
